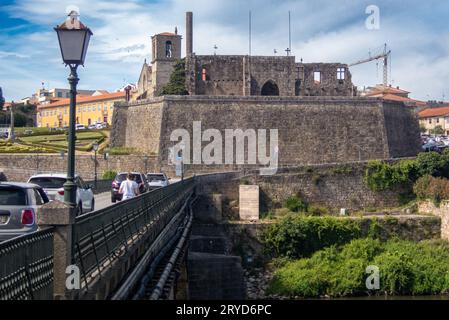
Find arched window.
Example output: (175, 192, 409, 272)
(165, 41, 173, 58)
(261, 80, 280, 96)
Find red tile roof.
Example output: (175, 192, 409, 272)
(419, 106, 449, 118)
(38, 91, 125, 109)
(381, 94, 427, 106)
(158, 32, 178, 36)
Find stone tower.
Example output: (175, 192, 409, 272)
(151, 31, 182, 96)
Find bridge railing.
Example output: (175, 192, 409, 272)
(72, 178, 195, 288)
(0, 228, 54, 300)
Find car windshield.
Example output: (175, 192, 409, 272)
(29, 177, 66, 189)
(116, 174, 142, 183)
(0, 188, 27, 205)
(148, 174, 166, 182)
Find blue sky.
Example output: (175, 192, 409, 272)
(1, 0, 449, 101)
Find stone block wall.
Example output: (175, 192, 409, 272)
(418, 200, 449, 240)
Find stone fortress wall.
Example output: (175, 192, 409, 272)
(111, 95, 421, 168)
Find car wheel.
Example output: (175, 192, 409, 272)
(111, 196, 116, 203)
(90, 199, 95, 212)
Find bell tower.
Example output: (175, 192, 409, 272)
(151, 30, 182, 95)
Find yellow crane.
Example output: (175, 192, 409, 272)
(349, 43, 391, 86)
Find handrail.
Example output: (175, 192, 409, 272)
(0, 228, 54, 300)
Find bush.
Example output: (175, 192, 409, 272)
(268, 238, 449, 298)
(102, 170, 117, 180)
(262, 215, 361, 259)
(285, 195, 308, 213)
(413, 175, 449, 205)
(108, 147, 136, 155)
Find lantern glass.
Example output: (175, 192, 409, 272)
(55, 28, 92, 65)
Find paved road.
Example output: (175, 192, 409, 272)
(95, 191, 114, 211)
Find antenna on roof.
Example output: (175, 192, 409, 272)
(248, 10, 252, 56)
(288, 11, 291, 56)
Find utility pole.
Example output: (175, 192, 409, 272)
(9, 101, 15, 142)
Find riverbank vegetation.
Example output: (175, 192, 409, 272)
(268, 238, 449, 298)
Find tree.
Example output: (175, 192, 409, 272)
(419, 124, 427, 134)
(431, 125, 444, 135)
(0, 87, 4, 110)
(159, 59, 189, 96)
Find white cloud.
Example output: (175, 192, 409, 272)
(1, 0, 449, 101)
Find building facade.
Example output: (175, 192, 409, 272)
(37, 91, 125, 128)
(418, 106, 449, 134)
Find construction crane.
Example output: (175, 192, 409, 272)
(349, 44, 391, 86)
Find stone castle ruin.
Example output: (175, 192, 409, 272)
(112, 12, 421, 169)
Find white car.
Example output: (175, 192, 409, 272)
(146, 173, 169, 190)
(27, 173, 95, 215)
(95, 123, 107, 129)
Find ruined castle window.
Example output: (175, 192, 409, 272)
(337, 68, 346, 80)
(295, 80, 302, 96)
(314, 71, 321, 84)
(165, 41, 173, 58)
(202, 68, 207, 81)
(261, 80, 279, 96)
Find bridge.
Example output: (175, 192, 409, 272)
(0, 172, 243, 300)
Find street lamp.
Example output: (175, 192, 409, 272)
(55, 10, 93, 208)
(143, 155, 149, 174)
(92, 142, 99, 189)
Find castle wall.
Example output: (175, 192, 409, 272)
(112, 96, 421, 168)
(301, 63, 355, 97)
(185, 55, 354, 97)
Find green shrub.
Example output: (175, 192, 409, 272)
(262, 215, 361, 259)
(307, 206, 330, 216)
(109, 147, 136, 155)
(268, 238, 449, 298)
(285, 195, 308, 213)
(160, 59, 189, 95)
(102, 170, 117, 180)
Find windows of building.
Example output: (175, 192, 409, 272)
(93, 106, 96, 111)
(57, 92, 62, 98)
(429, 119, 432, 124)
(314, 71, 321, 84)
(83, 106, 87, 112)
(437, 118, 440, 124)
(337, 68, 345, 80)
(88, 106, 91, 112)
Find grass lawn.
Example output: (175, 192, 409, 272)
(17, 130, 106, 152)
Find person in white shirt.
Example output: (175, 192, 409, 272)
(119, 173, 140, 200)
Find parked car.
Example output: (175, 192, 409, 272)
(95, 123, 107, 129)
(27, 173, 95, 215)
(87, 124, 97, 130)
(0, 182, 49, 243)
(111, 172, 148, 203)
(75, 124, 86, 130)
(146, 173, 169, 190)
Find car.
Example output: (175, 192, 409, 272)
(95, 123, 107, 129)
(111, 172, 148, 203)
(146, 173, 169, 190)
(75, 124, 86, 130)
(27, 173, 95, 215)
(0, 182, 50, 243)
(87, 124, 97, 130)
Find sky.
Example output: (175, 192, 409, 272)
(1, 0, 449, 102)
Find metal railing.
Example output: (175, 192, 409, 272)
(72, 178, 195, 288)
(0, 228, 54, 300)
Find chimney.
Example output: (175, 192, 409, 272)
(186, 11, 193, 56)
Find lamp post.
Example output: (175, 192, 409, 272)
(143, 155, 149, 174)
(92, 142, 99, 189)
(55, 11, 92, 208)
